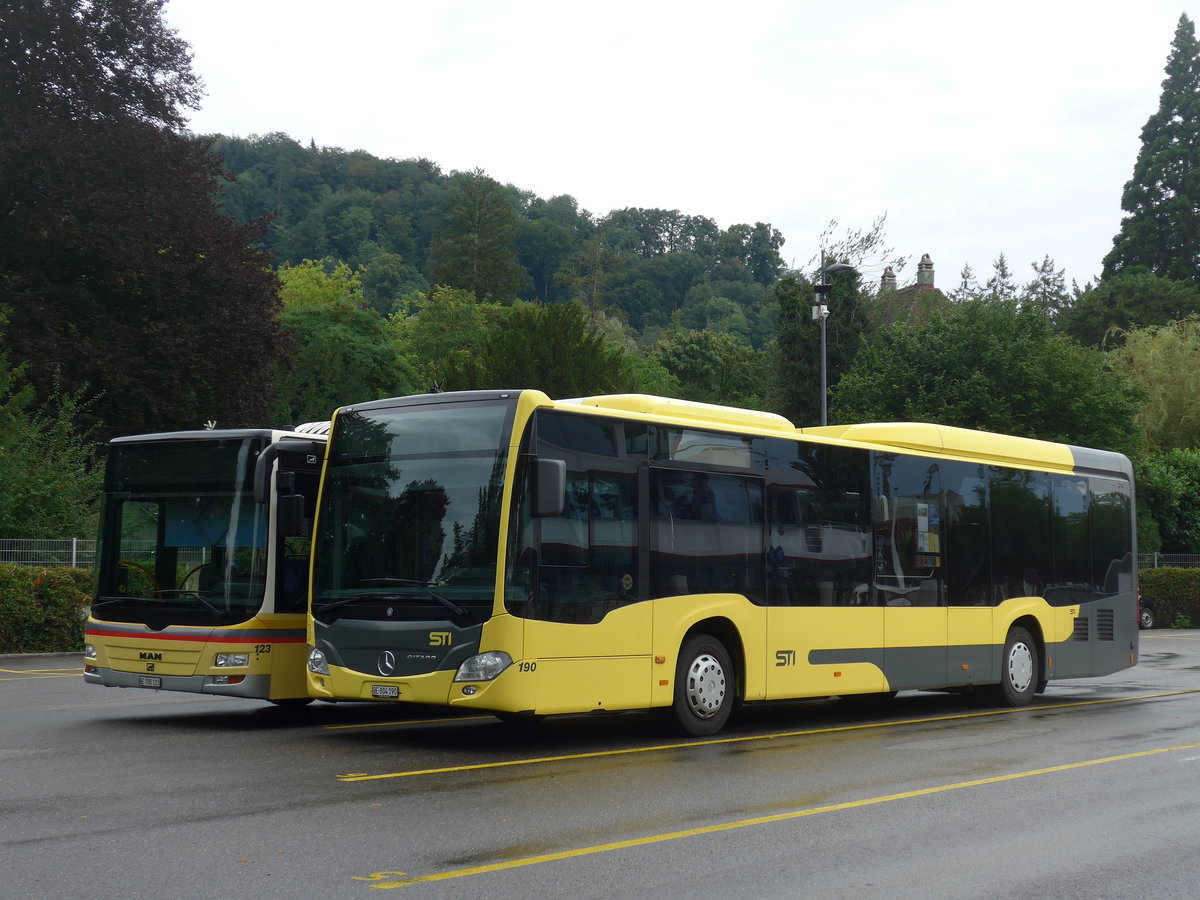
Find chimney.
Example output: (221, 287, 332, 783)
(916, 253, 934, 289)
(881, 266, 897, 292)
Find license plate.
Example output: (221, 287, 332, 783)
(138, 675, 162, 688)
(371, 684, 399, 699)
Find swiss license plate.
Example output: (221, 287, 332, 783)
(138, 675, 162, 688)
(371, 684, 400, 699)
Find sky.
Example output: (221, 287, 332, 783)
(163, 0, 1196, 291)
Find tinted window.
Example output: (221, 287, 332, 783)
(650, 469, 764, 602)
(506, 411, 643, 624)
(764, 440, 871, 606)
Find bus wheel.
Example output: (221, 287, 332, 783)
(673, 635, 735, 736)
(995, 626, 1038, 707)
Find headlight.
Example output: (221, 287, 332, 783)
(84, 644, 96, 659)
(454, 650, 513, 682)
(215, 652, 249, 667)
(308, 646, 330, 675)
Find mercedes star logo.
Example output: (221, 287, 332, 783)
(377, 650, 396, 676)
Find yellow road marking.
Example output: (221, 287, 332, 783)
(335, 689, 1200, 782)
(0, 667, 82, 681)
(365, 739, 1200, 890)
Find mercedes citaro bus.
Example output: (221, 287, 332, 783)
(305, 391, 1136, 734)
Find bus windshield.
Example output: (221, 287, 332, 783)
(311, 399, 514, 625)
(94, 436, 270, 627)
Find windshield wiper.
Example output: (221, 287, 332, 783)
(92, 595, 141, 609)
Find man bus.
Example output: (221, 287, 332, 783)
(85, 425, 326, 703)
(304, 391, 1136, 734)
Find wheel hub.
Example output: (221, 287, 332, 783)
(1007, 642, 1034, 693)
(684, 653, 726, 718)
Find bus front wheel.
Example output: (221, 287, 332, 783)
(672, 634, 735, 736)
(994, 626, 1039, 707)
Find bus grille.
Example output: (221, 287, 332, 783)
(1097, 609, 1115, 641)
(1072, 617, 1089, 642)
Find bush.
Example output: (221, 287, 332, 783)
(0, 564, 93, 653)
(1140, 567, 1200, 627)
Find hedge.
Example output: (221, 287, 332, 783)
(1140, 567, 1200, 627)
(0, 564, 93, 653)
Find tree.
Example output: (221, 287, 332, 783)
(0, 0, 287, 439)
(1136, 450, 1200, 552)
(1108, 317, 1200, 450)
(0, 318, 100, 538)
(474, 302, 634, 398)
(650, 320, 768, 409)
(393, 285, 508, 390)
(1102, 14, 1200, 282)
(1021, 255, 1070, 314)
(425, 169, 528, 301)
(831, 299, 1143, 454)
(769, 269, 869, 426)
(1057, 271, 1200, 347)
(271, 261, 414, 425)
(984, 253, 1018, 301)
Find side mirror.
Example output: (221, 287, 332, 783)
(534, 458, 566, 517)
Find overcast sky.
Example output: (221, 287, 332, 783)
(163, 0, 1194, 290)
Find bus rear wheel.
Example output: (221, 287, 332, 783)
(672, 635, 735, 736)
(993, 626, 1039, 707)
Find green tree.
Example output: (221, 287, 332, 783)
(425, 169, 528, 301)
(271, 261, 413, 424)
(473, 302, 634, 398)
(1, 0, 286, 439)
(1136, 449, 1200, 552)
(0, 320, 100, 537)
(0, 386, 102, 538)
(1103, 14, 1200, 282)
(1057, 271, 1200, 347)
(393, 285, 508, 390)
(985, 253, 1018, 301)
(360, 252, 428, 316)
(831, 299, 1143, 454)
(1021, 255, 1070, 314)
(1109, 317, 1200, 450)
(555, 237, 629, 311)
(650, 321, 767, 409)
(769, 268, 869, 426)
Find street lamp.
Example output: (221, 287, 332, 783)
(812, 260, 858, 427)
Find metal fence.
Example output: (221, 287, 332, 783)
(1139, 554, 1200, 569)
(0, 540, 208, 569)
(0, 539, 97, 568)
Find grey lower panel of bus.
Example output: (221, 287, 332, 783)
(810, 607, 1137, 691)
(83, 667, 273, 699)
(808, 646, 995, 691)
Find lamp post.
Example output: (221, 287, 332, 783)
(812, 259, 858, 427)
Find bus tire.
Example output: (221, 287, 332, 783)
(994, 626, 1038, 707)
(672, 634, 735, 736)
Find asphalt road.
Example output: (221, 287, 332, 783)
(4, 633, 1200, 899)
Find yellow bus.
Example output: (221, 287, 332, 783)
(305, 391, 1137, 734)
(85, 426, 326, 703)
